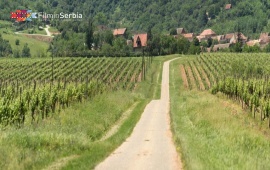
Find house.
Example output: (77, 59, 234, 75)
(224, 33, 235, 43)
(173, 32, 195, 42)
(225, 4, 232, 10)
(224, 32, 248, 44)
(212, 35, 225, 43)
(183, 33, 195, 42)
(113, 28, 127, 37)
(196, 36, 207, 42)
(199, 29, 216, 39)
(246, 40, 261, 47)
(212, 43, 231, 52)
(176, 28, 186, 35)
(259, 33, 270, 44)
(133, 33, 147, 52)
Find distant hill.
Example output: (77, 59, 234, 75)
(89, 0, 269, 38)
(1, 0, 270, 37)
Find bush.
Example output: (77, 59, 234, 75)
(15, 39, 20, 46)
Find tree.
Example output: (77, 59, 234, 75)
(94, 12, 108, 25)
(0, 34, 13, 57)
(85, 19, 94, 50)
(189, 37, 201, 54)
(22, 43, 31, 57)
(198, 10, 208, 28)
(193, 37, 200, 46)
(176, 36, 190, 54)
(169, 28, 177, 35)
(207, 38, 213, 47)
(13, 48, 21, 58)
(147, 28, 154, 55)
(15, 39, 20, 46)
(232, 42, 242, 52)
(103, 30, 114, 45)
(264, 43, 270, 52)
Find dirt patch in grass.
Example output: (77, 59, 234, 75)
(180, 65, 189, 89)
(24, 34, 53, 42)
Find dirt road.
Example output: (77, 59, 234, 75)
(44, 25, 52, 36)
(95, 58, 182, 170)
(14, 25, 52, 37)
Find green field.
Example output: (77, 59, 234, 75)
(170, 54, 270, 169)
(0, 55, 174, 169)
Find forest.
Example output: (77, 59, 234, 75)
(1, 0, 270, 36)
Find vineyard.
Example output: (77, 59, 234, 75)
(0, 57, 148, 126)
(180, 53, 270, 127)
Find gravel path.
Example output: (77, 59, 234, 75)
(95, 58, 182, 170)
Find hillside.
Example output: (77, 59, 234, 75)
(1, 0, 270, 37)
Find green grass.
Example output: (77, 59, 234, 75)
(48, 27, 59, 33)
(0, 20, 12, 28)
(170, 57, 270, 170)
(0, 55, 176, 169)
(21, 28, 47, 35)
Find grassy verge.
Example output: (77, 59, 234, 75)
(0, 55, 175, 169)
(170, 58, 270, 170)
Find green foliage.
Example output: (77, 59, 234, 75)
(176, 36, 190, 54)
(13, 48, 21, 58)
(85, 19, 94, 50)
(1, 0, 269, 36)
(207, 38, 212, 48)
(231, 42, 242, 52)
(188, 44, 201, 55)
(264, 43, 270, 52)
(15, 39, 20, 46)
(0, 34, 12, 57)
(21, 43, 31, 57)
(169, 28, 177, 35)
(198, 10, 208, 29)
(242, 44, 261, 53)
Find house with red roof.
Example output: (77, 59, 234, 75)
(225, 4, 232, 10)
(199, 29, 216, 39)
(133, 33, 148, 52)
(183, 33, 195, 42)
(113, 28, 127, 38)
(259, 33, 270, 44)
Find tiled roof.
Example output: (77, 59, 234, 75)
(200, 29, 216, 36)
(113, 28, 127, 36)
(133, 33, 147, 48)
(225, 4, 232, 10)
(183, 33, 194, 39)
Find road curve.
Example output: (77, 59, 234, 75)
(95, 58, 182, 170)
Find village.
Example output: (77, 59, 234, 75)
(110, 3, 270, 53)
(112, 26, 270, 53)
